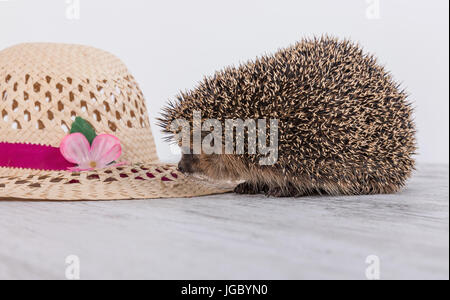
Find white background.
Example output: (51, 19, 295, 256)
(1, 0, 448, 164)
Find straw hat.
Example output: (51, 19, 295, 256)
(0, 43, 234, 200)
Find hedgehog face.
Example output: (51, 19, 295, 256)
(177, 153, 199, 175)
(178, 151, 247, 181)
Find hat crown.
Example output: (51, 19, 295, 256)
(0, 43, 158, 163)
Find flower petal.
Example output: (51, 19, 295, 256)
(60, 133, 91, 165)
(90, 134, 122, 165)
(96, 145, 122, 169)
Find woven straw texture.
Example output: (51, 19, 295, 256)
(0, 43, 233, 200)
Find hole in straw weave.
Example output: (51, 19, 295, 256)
(80, 101, 87, 113)
(161, 176, 172, 182)
(0, 184, 5, 188)
(2, 110, 8, 122)
(67, 77, 73, 84)
(24, 110, 30, 122)
(56, 83, 63, 93)
(12, 100, 18, 112)
(87, 174, 100, 180)
(33, 83, 41, 93)
(34, 102, 41, 112)
(90, 92, 97, 103)
(12, 121, 21, 130)
(108, 121, 117, 132)
(29, 183, 41, 188)
(15, 180, 28, 185)
(2, 91, 7, 101)
(25, 74, 31, 84)
(61, 122, 69, 133)
(5, 74, 11, 83)
(23, 91, 29, 102)
(146, 173, 155, 178)
(58, 101, 65, 112)
(45, 76, 51, 84)
(104, 177, 118, 183)
(135, 176, 145, 181)
(104, 170, 113, 174)
(47, 110, 54, 121)
(69, 91, 75, 102)
(131, 169, 138, 174)
(103, 101, 111, 112)
(66, 179, 80, 184)
(45, 91, 52, 102)
(120, 174, 129, 178)
(37, 120, 45, 130)
(50, 178, 64, 183)
(13, 82, 18, 92)
(93, 110, 101, 122)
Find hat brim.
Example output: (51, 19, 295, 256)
(0, 163, 236, 201)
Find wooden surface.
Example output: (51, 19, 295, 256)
(0, 164, 448, 280)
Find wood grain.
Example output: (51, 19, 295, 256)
(0, 164, 448, 280)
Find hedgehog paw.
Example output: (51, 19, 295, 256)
(234, 182, 265, 195)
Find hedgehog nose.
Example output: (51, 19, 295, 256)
(178, 154, 193, 174)
(178, 161, 187, 173)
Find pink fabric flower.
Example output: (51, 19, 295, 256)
(60, 133, 125, 172)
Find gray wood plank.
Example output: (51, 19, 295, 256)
(0, 164, 448, 280)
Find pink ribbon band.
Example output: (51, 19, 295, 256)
(0, 142, 75, 171)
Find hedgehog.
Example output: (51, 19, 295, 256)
(158, 36, 416, 197)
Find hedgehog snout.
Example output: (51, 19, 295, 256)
(178, 154, 195, 174)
